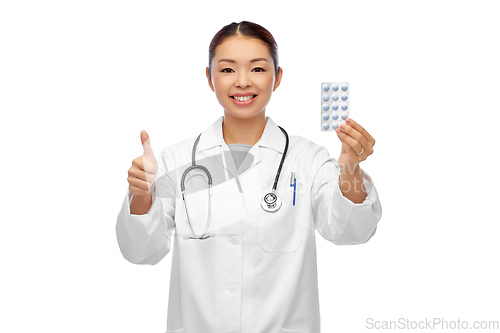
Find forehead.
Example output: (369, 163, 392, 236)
(214, 36, 271, 62)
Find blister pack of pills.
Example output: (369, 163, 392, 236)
(321, 82, 349, 131)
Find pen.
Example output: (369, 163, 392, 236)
(290, 172, 296, 206)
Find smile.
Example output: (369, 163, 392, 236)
(231, 95, 257, 102)
(230, 94, 257, 106)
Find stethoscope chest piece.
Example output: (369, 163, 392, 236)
(261, 192, 282, 212)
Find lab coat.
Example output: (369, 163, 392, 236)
(116, 115, 382, 333)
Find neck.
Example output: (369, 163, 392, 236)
(222, 111, 267, 146)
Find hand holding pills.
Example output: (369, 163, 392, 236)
(336, 118, 375, 166)
(320, 82, 375, 166)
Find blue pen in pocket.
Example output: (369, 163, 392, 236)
(290, 172, 296, 206)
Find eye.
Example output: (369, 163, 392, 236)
(253, 67, 265, 72)
(221, 68, 234, 73)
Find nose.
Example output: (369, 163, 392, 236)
(235, 71, 251, 88)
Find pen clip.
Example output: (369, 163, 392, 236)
(290, 171, 295, 186)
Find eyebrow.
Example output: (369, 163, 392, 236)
(217, 57, 268, 64)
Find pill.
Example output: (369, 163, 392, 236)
(323, 84, 330, 91)
(332, 94, 339, 101)
(341, 105, 348, 111)
(341, 85, 347, 91)
(341, 113, 348, 120)
(323, 94, 330, 101)
(331, 123, 339, 130)
(341, 95, 348, 101)
(332, 85, 339, 91)
(331, 113, 339, 120)
(323, 124, 330, 130)
(332, 104, 339, 111)
(323, 113, 330, 120)
(322, 104, 330, 111)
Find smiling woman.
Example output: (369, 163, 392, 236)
(116, 20, 382, 333)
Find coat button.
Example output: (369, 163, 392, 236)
(230, 236, 240, 245)
(227, 284, 238, 293)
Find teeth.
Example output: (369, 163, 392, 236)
(233, 95, 254, 102)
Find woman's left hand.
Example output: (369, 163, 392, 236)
(335, 118, 375, 167)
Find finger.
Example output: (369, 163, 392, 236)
(338, 123, 372, 154)
(141, 130, 155, 160)
(336, 127, 367, 156)
(129, 183, 150, 196)
(339, 136, 368, 163)
(345, 118, 376, 146)
(128, 175, 151, 191)
(141, 155, 158, 177)
(132, 156, 157, 175)
(337, 134, 357, 156)
(128, 168, 156, 184)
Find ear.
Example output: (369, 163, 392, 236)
(272, 67, 283, 92)
(206, 67, 215, 92)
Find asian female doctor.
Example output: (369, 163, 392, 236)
(116, 21, 382, 333)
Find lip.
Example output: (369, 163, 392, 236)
(230, 94, 257, 106)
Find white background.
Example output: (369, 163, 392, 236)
(1, 0, 499, 332)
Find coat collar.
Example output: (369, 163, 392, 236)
(195, 115, 286, 177)
(197, 115, 286, 154)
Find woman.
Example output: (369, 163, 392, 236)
(116, 21, 382, 333)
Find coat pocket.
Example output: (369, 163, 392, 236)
(257, 183, 305, 253)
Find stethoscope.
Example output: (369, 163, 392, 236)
(180, 126, 289, 240)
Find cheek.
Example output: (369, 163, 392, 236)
(212, 76, 221, 90)
(259, 75, 275, 91)
(213, 76, 230, 93)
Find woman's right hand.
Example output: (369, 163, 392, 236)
(128, 130, 158, 196)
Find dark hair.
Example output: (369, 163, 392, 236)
(207, 21, 280, 79)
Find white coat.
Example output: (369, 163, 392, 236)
(116, 115, 382, 333)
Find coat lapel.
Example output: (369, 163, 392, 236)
(196, 115, 286, 179)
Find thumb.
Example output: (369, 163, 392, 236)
(141, 130, 154, 159)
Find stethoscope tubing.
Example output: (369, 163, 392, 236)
(181, 125, 289, 239)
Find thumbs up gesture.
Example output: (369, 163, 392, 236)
(128, 130, 159, 196)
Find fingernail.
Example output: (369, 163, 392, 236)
(340, 124, 346, 129)
(346, 118, 352, 124)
